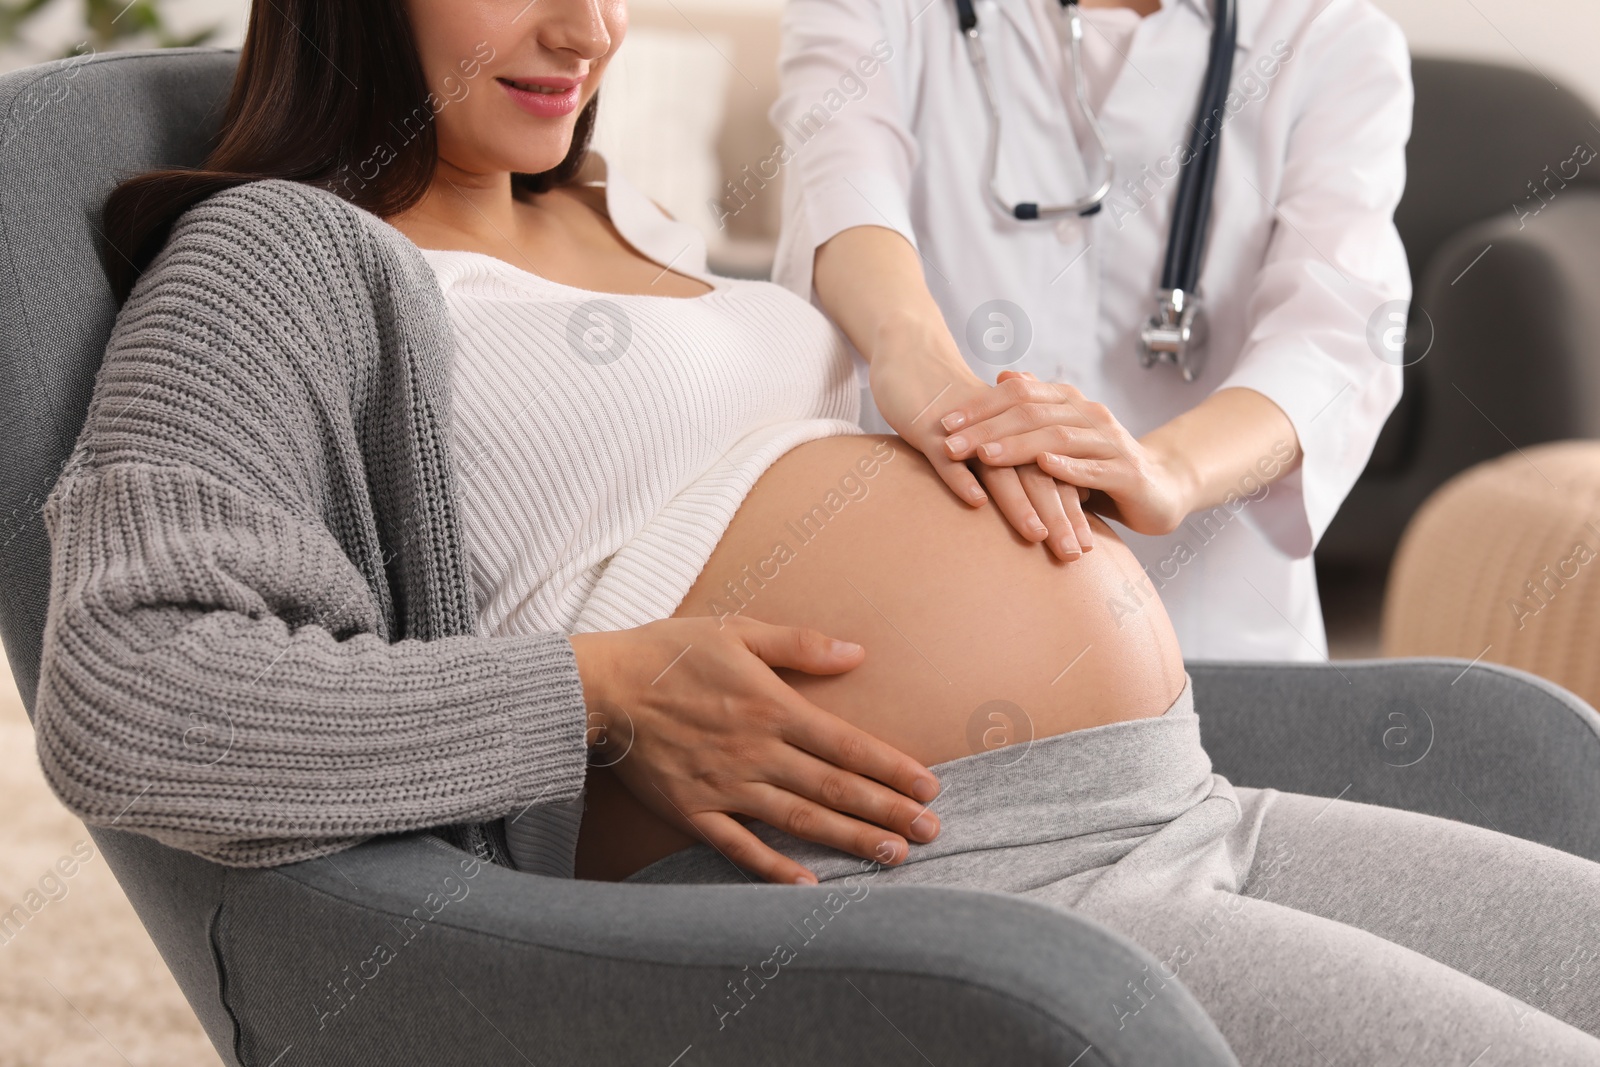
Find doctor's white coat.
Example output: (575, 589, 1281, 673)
(768, 0, 1413, 661)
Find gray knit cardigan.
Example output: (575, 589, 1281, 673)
(34, 179, 590, 868)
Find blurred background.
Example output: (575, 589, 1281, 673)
(3, 0, 1599, 1063)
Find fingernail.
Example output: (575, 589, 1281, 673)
(1042, 452, 1062, 465)
(946, 434, 968, 453)
(912, 777, 940, 802)
(1028, 521, 1048, 537)
(878, 839, 903, 863)
(965, 485, 987, 504)
(980, 442, 1001, 460)
(910, 813, 939, 840)
(831, 639, 862, 655)
(792, 872, 817, 886)
(941, 412, 966, 431)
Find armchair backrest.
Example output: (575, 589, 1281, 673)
(1399, 57, 1600, 294)
(0, 47, 238, 715)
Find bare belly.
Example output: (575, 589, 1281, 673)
(574, 434, 1186, 880)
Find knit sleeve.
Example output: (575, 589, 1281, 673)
(36, 461, 588, 867)
(31, 182, 589, 867)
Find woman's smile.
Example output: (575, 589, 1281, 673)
(497, 74, 585, 118)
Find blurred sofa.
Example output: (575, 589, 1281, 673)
(1316, 58, 1600, 567)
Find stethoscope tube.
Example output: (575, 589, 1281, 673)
(1162, 0, 1237, 295)
(956, 0, 1116, 220)
(954, 0, 1238, 380)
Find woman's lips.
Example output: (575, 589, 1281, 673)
(497, 76, 583, 118)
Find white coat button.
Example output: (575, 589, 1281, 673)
(1054, 215, 1087, 245)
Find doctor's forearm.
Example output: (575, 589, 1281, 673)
(1141, 387, 1302, 515)
(812, 225, 974, 377)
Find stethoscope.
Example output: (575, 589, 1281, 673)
(953, 0, 1238, 381)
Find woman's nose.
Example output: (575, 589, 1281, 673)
(533, 0, 616, 63)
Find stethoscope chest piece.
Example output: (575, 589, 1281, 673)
(1139, 288, 1207, 382)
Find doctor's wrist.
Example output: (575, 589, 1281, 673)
(1139, 431, 1205, 529)
(871, 310, 970, 375)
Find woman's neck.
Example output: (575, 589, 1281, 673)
(386, 156, 715, 299)
(389, 161, 528, 252)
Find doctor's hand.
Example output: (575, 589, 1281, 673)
(569, 617, 943, 886)
(940, 371, 1194, 537)
(868, 332, 1096, 560)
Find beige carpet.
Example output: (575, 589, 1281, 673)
(0, 659, 223, 1066)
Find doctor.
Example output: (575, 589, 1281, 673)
(769, 0, 1412, 660)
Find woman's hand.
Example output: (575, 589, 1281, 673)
(569, 617, 943, 885)
(868, 324, 1095, 560)
(940, 371, 1195, 536)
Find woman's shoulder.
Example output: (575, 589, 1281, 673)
(172, 177, 366, 240)
(116, 176, 452, 390)
(157, 178, 422, 279)
(139, 177, 436, 311)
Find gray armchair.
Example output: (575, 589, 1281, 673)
(4, 49, 1600, 1067)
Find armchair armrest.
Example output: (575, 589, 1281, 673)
(1189, 658, 1600, 862)
(200, 833, 1237, 1066)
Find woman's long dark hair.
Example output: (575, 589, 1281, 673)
(103, 0, 597, 303)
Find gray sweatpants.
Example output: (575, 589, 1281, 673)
(626, 675, 1600, 1064)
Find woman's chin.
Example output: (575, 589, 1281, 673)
(438, 128, 577, 181)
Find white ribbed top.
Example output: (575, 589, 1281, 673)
(424, 157, 861, 646)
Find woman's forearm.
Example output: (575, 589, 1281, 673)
(1142, 387, 1302, 515)
(36, 465, 593, 867)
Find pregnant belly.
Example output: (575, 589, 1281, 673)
(575, 434, 1186, 880)
(675, 434, 1185, 756)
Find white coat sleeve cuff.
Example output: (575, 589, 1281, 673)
(803, 169, 919, 252)
(774, 168, 919, 302)
(1217, 348, 1402, 561)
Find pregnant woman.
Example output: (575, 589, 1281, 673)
(33, 0, 1600, 1063)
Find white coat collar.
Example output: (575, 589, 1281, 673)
(999, 0, 1259, 57)
(577, 146, 712, 280)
